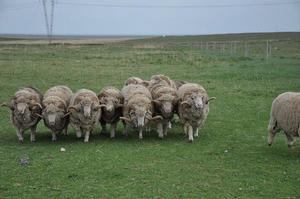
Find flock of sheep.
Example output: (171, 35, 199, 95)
(1, 74, 299, 147)
(0, 75, 215, 143)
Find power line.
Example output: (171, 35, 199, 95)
(42, 0, 55, 44)
(56, 0, 300, 8)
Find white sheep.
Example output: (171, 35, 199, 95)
(268, 92, 300, 147)
(1, 87, 43, 142)
(177, 83, 215, 142)
(68, 89, 103, 142)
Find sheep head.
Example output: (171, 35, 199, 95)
(68, 97, 101, 118)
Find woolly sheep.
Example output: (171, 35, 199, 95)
(37, 86, 73, 141)
(1, 87, 43, 142)
(148, 74, 178, 138)
(177, 83, 215, 142)
(120, 84, 162, 139)
(68, 89, 102, 142)
(268, 92, 300, 147)
(98, 86, 123, 138)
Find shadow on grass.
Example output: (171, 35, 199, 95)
(1, 128, 207, 146)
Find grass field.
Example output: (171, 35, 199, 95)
(0, 32, 299, 198)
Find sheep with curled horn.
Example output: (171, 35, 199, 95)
(148, 74, 178, 138)
(0, 87, 43, 142)
(177, 83, 216, 142)
(67, 89, 103, 142)
(36, 86, 73, 141)
(268, 92, 300, 148)
(97, 86, 123, 138)
(120, 84, 163, 139)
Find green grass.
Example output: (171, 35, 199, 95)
(0, 33, 300, 198)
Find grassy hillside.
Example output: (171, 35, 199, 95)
(0, 32, 299, 198)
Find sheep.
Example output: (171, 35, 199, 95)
(36, 86, 73, 141)
(124, 76, 149, 87)
(68, 89, 103, 142)
(97, 86, 123, 138)
(268, 92, 300, 147)
(120, 84, 162, 139)
(177, 83, 215, 142)
(0, 87, 43, 142)
(148, 74, 178, 138)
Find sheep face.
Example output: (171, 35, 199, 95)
(184, 93, 206, 109)
(153, 99, 174, 119)
(100, 96, 121, 114)
(12, 97, 41, 123)
(129, 106, 152, 128)
(70, 98, 101, 119)
(43, 104, 66, 127)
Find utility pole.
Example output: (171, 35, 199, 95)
(42, 0, 55, 44)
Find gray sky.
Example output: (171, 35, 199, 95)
(0, 0, 299, 35)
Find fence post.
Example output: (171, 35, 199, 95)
(266, 40, 269, 59)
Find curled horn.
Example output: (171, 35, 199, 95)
(152, 100, 161, 104)
(35, 113, 43, 118)
(180, 101, 189, 106)
(0, 102, 13, 110)
(208, 97, 216, 102)
(63, 112, 71, 118)
(99, 104, 107, 108)
(31, 101, 42, 109)
(149, 115, 163, 121)
(120, 117, 132, 122)
(68, 105, 79, 112)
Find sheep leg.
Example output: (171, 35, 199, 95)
(74, 125, 82, 138)
(157, 122, 164, 139)
(139, 128, 143, 139)
(101, 121, 107, 134)
(30, 125, 37, 142)
(16, 128, 24, 143)
(110, 122, 116, 138)
(84, 130, 90, 143)
(163, 122, 168, 137)
(52, 132, 57, 141)
(183, 123, 188, 136)
(194, 128, 199, 137)
(188, 125, 193, 142)
(285, 132, 295, 148)
(168, 121, 172, 129)
(63, 124, 68, 135)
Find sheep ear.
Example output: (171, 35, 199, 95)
(207, 97, 216, 103)
(120, 117, 132, 122)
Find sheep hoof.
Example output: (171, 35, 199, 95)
(188, 139, 193, 143)
(288, 144, 293, 148)
(268, 143, 272, 146)
(19, 139, 24, 144)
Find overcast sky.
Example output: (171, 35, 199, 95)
(0, 0, 299, 35)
